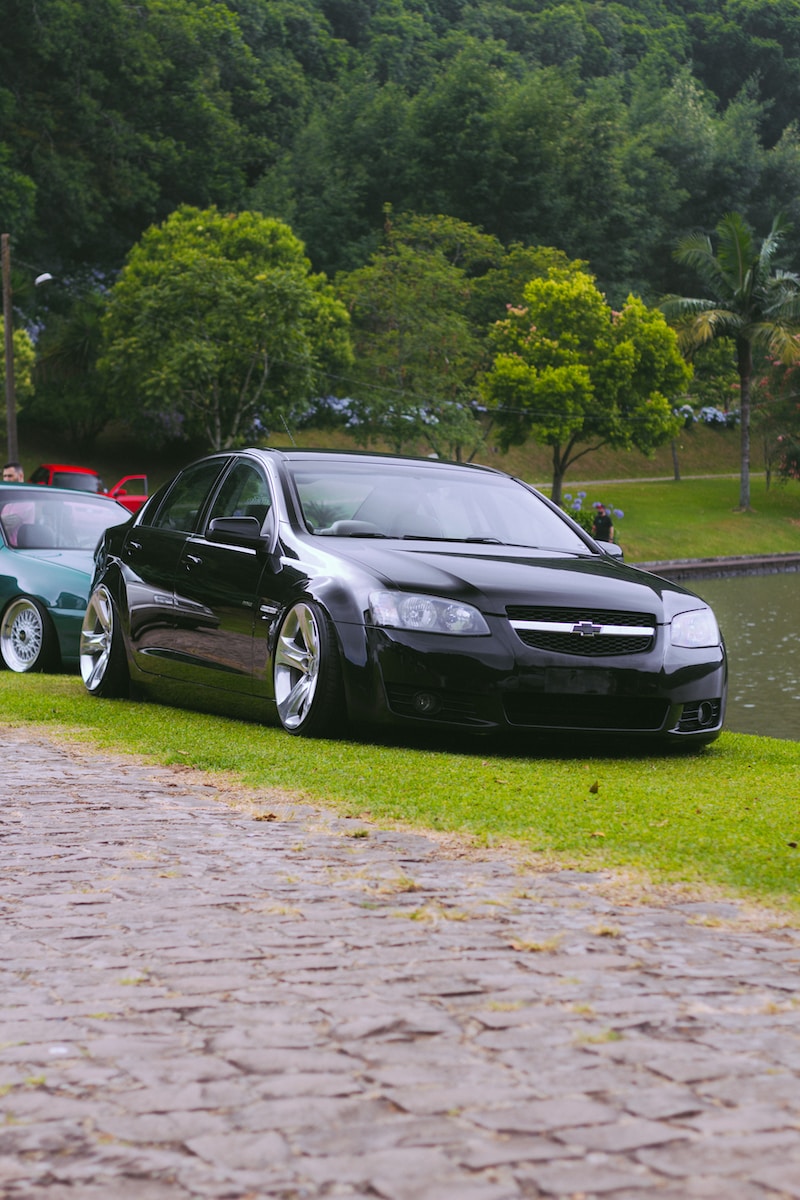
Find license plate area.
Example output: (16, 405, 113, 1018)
(545, 667, 616, 695)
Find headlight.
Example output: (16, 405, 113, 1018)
(670, 607, 720, 648)
(369, 591, 490, 636)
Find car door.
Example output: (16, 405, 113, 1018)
(172, 458, 276, 694)
(121, 457, 229, 678)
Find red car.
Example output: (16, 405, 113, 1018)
(30, 464, 148, 514)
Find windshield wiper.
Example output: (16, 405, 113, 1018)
(399, 534, 507, 544)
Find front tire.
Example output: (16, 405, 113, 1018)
(273, 600, 344, 737)
(80, 585, 130, 698)
(0, 597, 59, 673)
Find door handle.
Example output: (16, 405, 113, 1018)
(184, 554, 203, 568)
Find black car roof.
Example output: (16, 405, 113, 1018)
(248, 446, 506, 476)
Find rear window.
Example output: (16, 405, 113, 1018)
(0, 496, 126, 549)
(51, 472, 102, 493)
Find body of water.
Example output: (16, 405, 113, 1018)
(692, 572, 799, 742)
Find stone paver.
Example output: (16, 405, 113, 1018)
(2, 725, 800, 1199)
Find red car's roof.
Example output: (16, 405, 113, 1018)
(37, 464, 100, 476)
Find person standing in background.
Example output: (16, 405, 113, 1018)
(591, 503, 614, 542)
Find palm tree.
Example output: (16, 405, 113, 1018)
(662, 212, 800, 510)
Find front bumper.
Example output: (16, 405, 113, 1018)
(345, 623, 727, 743)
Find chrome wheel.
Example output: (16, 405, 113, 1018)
(0, 597, 54, 672)
(80, 585, 129, 697)
(274, 602, 322, 730)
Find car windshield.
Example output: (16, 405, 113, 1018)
(289, 460, 589, 552)
(0, 495, 127, 550)
(51, 471, 102, 492)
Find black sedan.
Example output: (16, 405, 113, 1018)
(79, 448, 727, 745)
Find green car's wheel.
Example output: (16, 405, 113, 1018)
(0, 597, 59, 673)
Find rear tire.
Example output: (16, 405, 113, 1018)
(0, 597, 59, 673)
(273, 600, 345, 737)
(80, 585, 130, 698)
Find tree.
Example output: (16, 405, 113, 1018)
(751, 348, 800, 487)
(100, 206, 352, 451)
(663, 212, 800, 509)
(0, 0, 276, 273)
(481, 267, 689, 504)
(28, 289, 113, 446)
(0, 319, 35, 417)
(335, 211, 485, 458)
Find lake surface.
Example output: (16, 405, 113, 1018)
(691, 572, 799, 742)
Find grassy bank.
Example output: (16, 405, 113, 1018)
(551, 476, 800, 562)
(3, 673, 798, 916)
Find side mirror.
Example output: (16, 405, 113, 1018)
(597, 540, 624, 560)
(207, 515, 264, 545)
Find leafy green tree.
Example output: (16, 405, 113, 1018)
(336, 212, 485, 458)
(751, 350, 800, 487)
(682, 0, 800, 147)
(401, 40, 515, 235)
(663, 212, 800, 509)
(684, 338, 740, 412)
(468, 244, 587, 330)
(481, 268, 688, 503)
(100, 206, 352, 452)
(28, 290, 113, 446)
(0, 0, 275, 271)
(0, 320, 35, 414)
(254, 73, 410, 278)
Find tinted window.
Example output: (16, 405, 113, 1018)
(290, 461, 588, 551)
(51, 472, 102, 493)
(207, 461, 272, 529)
(148, 461, 227, 533)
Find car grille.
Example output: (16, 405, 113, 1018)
(504, 694, 669, 731)
(507, 605, 656, 657)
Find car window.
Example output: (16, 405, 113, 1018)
(51, 472, 102, 493)
(0, 496, 126, 549)
(147, 460, 227, 533)
(290, 462, 589, 550)
(206, 461, 272, 529)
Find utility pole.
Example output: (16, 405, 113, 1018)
(2, 233, 18, 462)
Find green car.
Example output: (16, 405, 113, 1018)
(0, 483, 130, 673)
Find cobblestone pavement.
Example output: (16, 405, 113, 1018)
(2, 726, 800, 1200)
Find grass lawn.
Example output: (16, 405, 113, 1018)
(547, 476, 800, 563)
(3, 673, 799, 917)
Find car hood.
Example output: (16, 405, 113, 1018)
(323, 541, 704, 622)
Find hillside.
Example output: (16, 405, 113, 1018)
(15, 421, 744, 497)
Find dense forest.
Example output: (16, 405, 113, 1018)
(3, 0, 800, 483)
(5, 0, 800, 299)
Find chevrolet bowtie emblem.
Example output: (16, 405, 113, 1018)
(572, 621, 602, 637)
